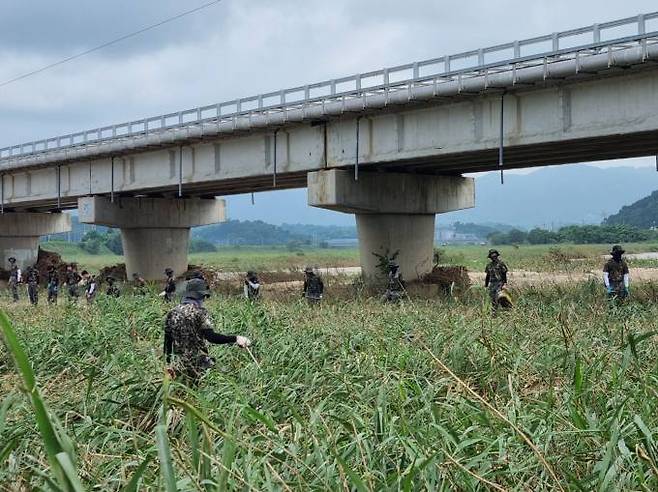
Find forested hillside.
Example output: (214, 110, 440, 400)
(604, 190, 658, 228)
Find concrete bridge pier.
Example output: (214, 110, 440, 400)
(308, 170, 475, 283)
(78, 196, 225, 280)
(0, 212, 72, 269)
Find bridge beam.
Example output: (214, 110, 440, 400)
(308, 170, 474, 283)
(78, 196, 225, 280)
(0, 212, 72, 269)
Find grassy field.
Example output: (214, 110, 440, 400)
(39, 240, 658, 275)
(2, 273, 658, 489)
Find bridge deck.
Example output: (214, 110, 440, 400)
(1, 12, 657, 172)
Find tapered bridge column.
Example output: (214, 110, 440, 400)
(308, 170, 475, 283)
(78, 197, 225, 280)
(0, 213, 72, 269)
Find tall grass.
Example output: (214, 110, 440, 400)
(1, 283, 658, 489)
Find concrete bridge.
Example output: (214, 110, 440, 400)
(2, 13, 658, 280)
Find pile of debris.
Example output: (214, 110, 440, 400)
(0, 248, 74, 284)
(422, 265, 471, 295)
(98, 263, 127, 282)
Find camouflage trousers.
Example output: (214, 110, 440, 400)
(488, 282, 504, 311)
(68, 285, 79, 301)
(28, 283, 38, 306)
(172, 355, 215, 384)
(383, 289, 404, 303)
(8, 279, 19, 302)
(48, 284, 58, 304)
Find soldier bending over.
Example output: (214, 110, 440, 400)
(164, 278, 251, 382)
(383, 262, 405, 303)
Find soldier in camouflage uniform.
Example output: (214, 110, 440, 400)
(302, 266, 324, 303)
(383, 262, 405, 303)
(7, 257, 21, 302)
(244, 271, 261, 301)
(64, 264, 82, 302)
(484, 249, 509, 313)
(164, 278, 252, 382)
(132, 272, 147, 295)
(83, 272, 98, 304)
(162, 268, 176, 302)
(105, 276, 121, 297)
(47, 264, 60, 304)
(603, 245, 629, 300)
(26, 265, 40, 306)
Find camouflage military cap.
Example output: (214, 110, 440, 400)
(304, 266, 314, 274)
(182, 278, 211, 300)
(8, 257, 16, 263)
(610, 245, 625, 255)
(487, 249, 500, 258)
(165, 268, 174, 275)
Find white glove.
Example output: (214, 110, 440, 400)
(158, 291, 166, 297)
(236, 336, 252, 348)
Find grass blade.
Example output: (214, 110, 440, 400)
(155, 425, 177, 492)
(0, 309, 81, 490)
(121, 454, 153, 492)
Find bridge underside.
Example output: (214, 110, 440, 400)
(4, 64, 658, 212)
(4, 127, 658, 213)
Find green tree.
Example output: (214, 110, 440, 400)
(104, 230, 123, 255)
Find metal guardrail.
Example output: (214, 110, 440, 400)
(1, 12, 658, 162)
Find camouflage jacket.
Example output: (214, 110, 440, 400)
(47, 271, 60, 287)
(387, 271, 405, 292)
(244, 278, 260, 300)
(9, 265, 20, 282)
(164, 277, 176, 294)
(164, 302, 237, 372)
(303, 274, 324, 299)
(485, 260, 508, 287)
(26, 268, 39, 285)
(106, 284, 121, 297)
(65, 271, 81, 286)
(603, 258, 629, 286)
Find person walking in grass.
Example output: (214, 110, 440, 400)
(26, 265, 39, 306)
(484, 249, 510, 313)
(164, 278, 252, 382)
(244, 271, 261, 301)
(162, 268, 177, 302)
(47, 263, 60, 304)
(302, 266, 324, 304)
(603, 245, 630, 301)
(7, 257, 21, 302)
(132, 272, 147, 295)
(105, 276, 121, 297)
(383, 261, 405, 303)
(64, 264, 81, 302)
(85, 274, 98, 304)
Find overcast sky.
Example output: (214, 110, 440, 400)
(1, 0, 656, 171)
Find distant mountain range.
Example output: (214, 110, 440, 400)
(226, 165, 658, 229)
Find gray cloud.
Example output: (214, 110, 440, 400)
(0, 0, 656, 151)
